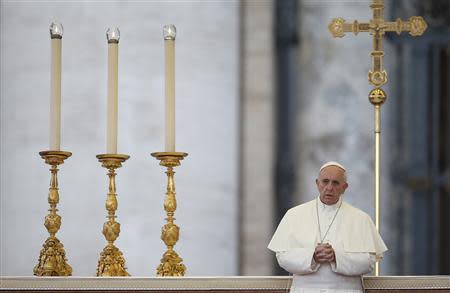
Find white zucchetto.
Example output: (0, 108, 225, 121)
(319, 161, 346, 172)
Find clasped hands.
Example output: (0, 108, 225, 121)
(313, 243, 335, 263)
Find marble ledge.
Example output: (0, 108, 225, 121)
(0, 276, 449, 291)
(1, 277, 289, 291)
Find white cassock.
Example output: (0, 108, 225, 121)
(268, 197, 387, 293)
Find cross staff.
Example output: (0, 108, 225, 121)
(328, 0, 427, 276)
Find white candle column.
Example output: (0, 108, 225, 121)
(106, 28, 120, 154)
(163, 25, 176, 152)
(49, 22, 63, 151)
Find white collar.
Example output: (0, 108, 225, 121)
(317, 195, 343, 212)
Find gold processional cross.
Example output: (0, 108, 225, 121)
(328, 0, 427, 276)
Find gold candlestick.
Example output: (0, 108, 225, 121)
(96, 154, 130, 276)
(151, 151, 188, 276)
(34, 150, 72, 276)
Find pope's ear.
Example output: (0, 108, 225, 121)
(343, 182, 349, 191)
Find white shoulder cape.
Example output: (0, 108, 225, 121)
(268, 199, 388, 260)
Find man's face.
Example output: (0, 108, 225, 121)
(316, 166, 348, 205)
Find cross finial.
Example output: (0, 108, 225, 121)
(328, 0, 427, 88)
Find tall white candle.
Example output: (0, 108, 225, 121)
(49, 22, 63, 151)
(163, 25, 176, 152)
(106, 28, 120, 154)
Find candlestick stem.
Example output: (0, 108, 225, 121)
(96, 154, 130, 276)
(152, 151, 187, 276)
(34, 151, 72, 276)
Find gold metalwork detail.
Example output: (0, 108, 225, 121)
(328, 0, 428, 276)
(328, 18, 346, 38)
(97, 244, 128, 277)
(96, 154, 130, 277)
(34, 237, 72, 276)
(158, 250, 186, 277)
(368, 70, 387, 87)
(369, 88, 387, 106)
(408, 16, 428, 37)
(34, 151, 72, 276)
(151, 151, 188, 276)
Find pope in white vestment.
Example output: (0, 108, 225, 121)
(268, 162, 387, 293)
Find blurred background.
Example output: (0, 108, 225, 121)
(1, 0, 449, 276)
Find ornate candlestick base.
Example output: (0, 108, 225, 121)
(151, 152, 188, 277)
(96, 154, 130, 277)
(34, 151, 72, 276)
